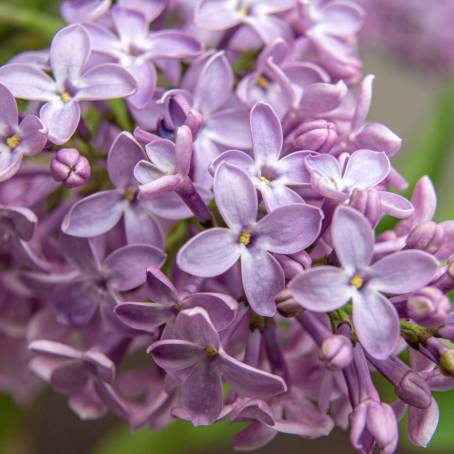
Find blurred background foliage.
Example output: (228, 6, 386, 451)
(1, 0, 454, 453)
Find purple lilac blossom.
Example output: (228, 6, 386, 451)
(0, 1, 453, 453)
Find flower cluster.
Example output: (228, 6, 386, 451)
(1, 1, 454, 453)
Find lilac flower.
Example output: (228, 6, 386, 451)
(0, 25, 136, 144)
(178, 162, 323, 316)
(195, 0, 296, 46)
(115, 266, 238, 334)
(61, 0, 111, 23)
(84, 5, 202, 109)
(289, 206, 438, 359)
(0, 84, 47, 182)
(148, 307, 287, 425)
(166, 51, 251, 188)
(63, 132, 170, 247)
(212, 102, 312, 211)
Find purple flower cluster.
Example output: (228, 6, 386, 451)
(1, 1, 454, 452)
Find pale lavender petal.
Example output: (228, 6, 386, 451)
(175, 307, 220, 349)
(61, 234, 100, 275)
(0, 64, 57, 101)
(257, 203, 322, 253)
(332, 206, 374, 271)
(352, 75, 374, 131)
(380, 192, 414, 219)
(241, 249, 284, 317)
(50, 25, 90, 86)
(195, 0, 241, 30)
(138, 174, 182, 200)
(319, 2, 365, 37)
(218, 351, 287, 397)
(305, 153, 344, 199)
(29, 339, 82, 361)
(277, 151, 312, 185)
(246, 15, 291, 44)
(251, 0, 296, 14)
(214, 163, 257, 230)
(103, 244, 166, 291)
(0, 206, 36, 240)
(107, 132, 144, 188)
(51, 362, 89, 394)
(147, 31, 202, 59)
(206, 108, 252, 149)
(61, 0, 111, 23)
(193, 52, 233, 116)
(233, 422, 277, 452)
(117, 0, 166, 23)
(115, 302, 172, 333)
(408, 399, 439, 448)
(17, 115, 48, 156)
(125, 60, 157, 110)
(148, 339, 204, 371)
(250, 102, 282, 163)
(77, 64, 137, 101)
(289, 266, 352, 311)
(210, 150, 255, 176)
(62, 190, 124, 237)
(368, 250, 438, 294)
(181, 360, 223, 426)
(111, 6, 148, 45)
(352, 289, 400, 359)
(300, 81, 347, 115)
(40, 99, 81, 145)
(0, 84, 18, 128)
(144, 138, 176, 173)
(0, 152, 22, 183)
(259, 184, 304, 212)
(124, 204, 164, 247)
(134, 161, 166, 185)
(342, 149, 390, 190)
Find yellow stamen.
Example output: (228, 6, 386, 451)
(238, 6, 248, 17)
(256, 75, 269, 89)
(60, 92, 72, 103)
(239, 231, 251, 246)
(259, 175, 271, 184)
(206, 346, 218, 357)
(350, 275, 364, 289)
(124, 187, 136, 202)
(6, 134, 21, 149)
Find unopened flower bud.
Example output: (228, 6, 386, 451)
(407, 287, 450, 327)
(320, 335, 353, 370)
(350, 188, 383, 227)
(396, 371, 432, 409)
(293, 120, 338, 154)
(407, 222, 444, 255)
(439, 350, 454, 377)
(50, 148, 91, 188)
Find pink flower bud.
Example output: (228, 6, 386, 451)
(293, 120, 338, 154)
(50, 148, 91, 188)
(407, 222, 444, 255)
(320, 334, 353, 370)
(407, 287, 451, 327)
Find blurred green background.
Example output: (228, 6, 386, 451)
(1, 1, 454, 453)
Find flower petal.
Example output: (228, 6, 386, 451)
(195, 0, 241, 31)
(352, 289, 400, 359)
(289, 266, 352, 311)
(332, 206, 374, 272)
(214, 162, 257, 230)
(147, 31, 202, 59)
(250, 102, 282, 164)
(62, 190, 124, 237)
(40, 99, 81, 145)
(241, 249, 284, 317)
(218, 351, 287, 398)
(260, 184, 304, 211)
(175, 307, 220, 349)
(124, 204, 164, 248)
(115, 302, 172, 333)
(408, 398, 439, 448)
(368, 250, 438, 294)
(17, 114, 48, 156)
(148, 339, 204, 371)
(380, 191, 414, 219)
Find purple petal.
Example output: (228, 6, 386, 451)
(146, 267, 179, 304)
(343, 149, 390, 190)
(193, 52, 233, 116)
(233, 422, 277, 452)
(353, 289, 400, 359)
(117, 0, 166, 23)
(0, 206, 36, 240)
(408, 398, 439, 448)
(305, 153, 344, 200)
(183, 292, 238, 331)
(147, 31, 202, 59)
(17, 114, 48, 156)
(107, 132, 144, 188)
(29, 339, 82, 361)
(332, 206, 374, 271)
(51, 361, 89, 394)
(78, 63, 137, 101)
(195, 0, 241, 30)
(145, 138, 177, 172)
(218, 351, 286, 398)
(111, 6, 148, 45)
(246, 15, 291, 44)
(50, 25, 90, 86)
(181, 360, 223, 426)
(278, 151, 313, 185)
(319, 2, 364, 36)
(368, 250, 438, 294)
(251, 0, 296, 14)
(289, 266, 352, 311)
(214, 163, 257, 230)
(125, 60, 157, 109)
(260, 183, 305, 211)
(352, 75, 374, 131)
(0, 83, 18, 128)
(115, 302, 172, 333)
(134, 161, 166, 185)
(148, 339, 204, 371)
(380, 192, 414, 219)
(103, 244, 166, 291)
(250, 102, 282, 163)
(210, 149, 255, 176)
(241, 249, 284, 317)
(0, 64, 57, 101)
(300, 81, 347, 115)
(257, 203, 322, 253)
(62, 190, 124, 237)
(61, 234, 101, 275)
(40, 99, 81, 145)
(124, 204, 164, 247)
(206, 108, 252, 149)
(0, 150, 22, 182)
(175, 307, 220, 349)
(61, 0, 110, 23)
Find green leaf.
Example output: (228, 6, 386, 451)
(108, 99, 134, 132)
(94, 419, 241, 454)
